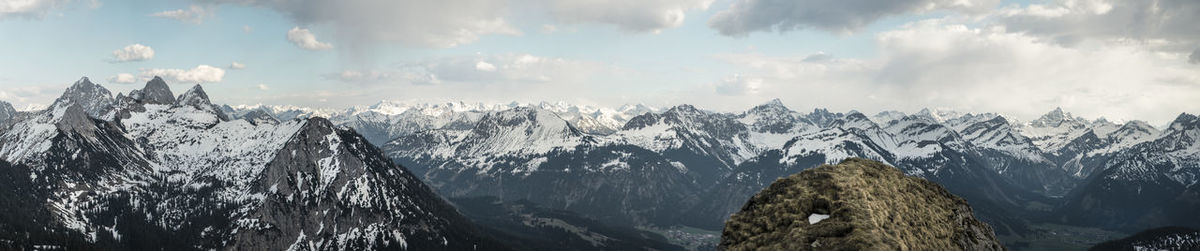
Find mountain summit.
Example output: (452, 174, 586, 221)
(720, 158, 1002, 250)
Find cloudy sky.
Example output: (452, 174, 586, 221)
(0, 0, 1198, 124)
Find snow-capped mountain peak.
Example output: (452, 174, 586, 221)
(871, 110, 907, 124)
(177, 84, 213, 108)
(1030, 107, 1088, 128)
(741, 98, 807, 134)
(1019, 107, 1093, 152)
(51, 76, 115, 119)
(830, 112, 879, 130)
(914, 108, 963, 123)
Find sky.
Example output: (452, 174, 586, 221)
(0, 0, 1198, 125)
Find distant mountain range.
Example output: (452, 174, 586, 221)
(220, 94, 1199, 245)
(2, 77, 1197, 249)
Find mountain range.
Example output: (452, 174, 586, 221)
(224, 96, 1198, 246)
(2, 77, 1197, 249)
(0, 77, 501, 249)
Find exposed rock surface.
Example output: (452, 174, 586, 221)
(719, 158, 1002, 251)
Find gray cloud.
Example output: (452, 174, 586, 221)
(535, 0, 713, 33)
(1191, 48, 1200, 64)
(200, 0, 714, 50)
(708, 0, 997, 36)
(202, 0, 519, 49)
(996, 0, 1200, 52)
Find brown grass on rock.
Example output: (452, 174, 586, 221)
(719, 158, 1003, 251)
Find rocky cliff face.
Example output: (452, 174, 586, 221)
(720, 158, 1002, 250)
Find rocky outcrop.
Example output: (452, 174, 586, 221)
(719, 158, 1002, 250)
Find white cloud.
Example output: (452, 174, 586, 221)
(1191, 49, 1200, 65)
(112, 44, 155, 62)
(229, 61, 245, 69)
(140, 65, 226, 83)
(286, 27, 332, 50)
(108, 73, 136, 84)
(256, 84, 269, 90)
(714, 74, 762, 96)
(711, 19, 1200, 124)
(709, 0, 998, 36)
(0, 0, 70, 20)
(475, 61, 497, 72)
(536, 0, 714, 33)
(150, 4, 213, 24)
(242, 25, 252, 33)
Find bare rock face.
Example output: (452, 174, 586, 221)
(130, 76, 176, 105)
(720, 158, 1003, 251)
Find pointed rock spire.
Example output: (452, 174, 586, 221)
(177, 84, 213, 108)
(134, 76, 177, 105)
(1031, 107, 1079, 127)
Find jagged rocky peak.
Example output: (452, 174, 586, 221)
(622, 104, 700, 130)
(51, 76, 115, 119)
(1030, 107, 1087, 128)
(913, 108, 964, 123)
(665, 104, 702, 116)
(742, 99, 805, 134)
(748, 98, 788, 112)
(177, 84, 213, 108)
(720, 158, 1002, 250)
(0, 100, 15, 123)
(131, 76, 177, 105)
(1166, 113, 1199, 134)
(804, 108, 844, 128)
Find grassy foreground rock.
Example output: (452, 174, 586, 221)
(719, 158, 1003, 250)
